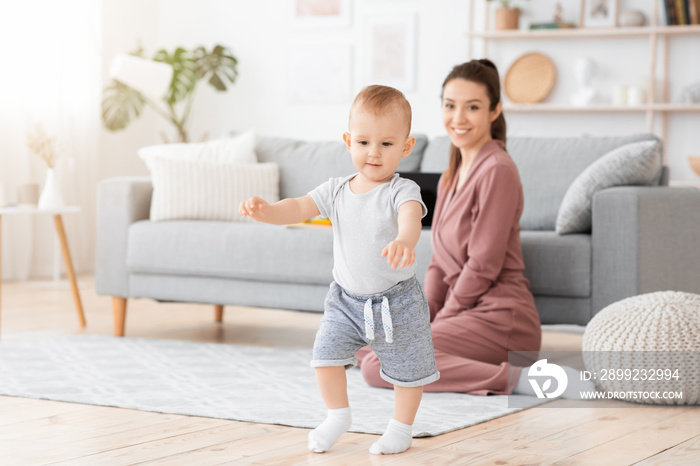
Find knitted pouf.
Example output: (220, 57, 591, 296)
(582, 291, 700, 405)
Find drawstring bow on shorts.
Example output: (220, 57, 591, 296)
(363, 296, 393, 343)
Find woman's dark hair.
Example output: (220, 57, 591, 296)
(440, 59, 506, 188)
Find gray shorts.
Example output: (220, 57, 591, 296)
(311, 276, 440, 388)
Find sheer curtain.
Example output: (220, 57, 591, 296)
(0, 1, 101, 280)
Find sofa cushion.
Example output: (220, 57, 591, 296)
(520, 231, 591, 298)
(138, 129, 258, 168)
(127, 218, 584, 297)
(255, 134, 428, 199)
(147, 158, 279, 222)
(419, 135, 451, 173)
(420, 134, 663, 230)
(127, 221, 335, 285)
(556, 140, 662, 234)
(127, 220, 435, 288)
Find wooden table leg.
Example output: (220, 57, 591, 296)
(113, 297, 127, 336)
(214, 304, 224, 323)
(53, 215, 86, 327)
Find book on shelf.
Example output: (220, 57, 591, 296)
(690, 0, 700, 24)
(677, 0, 688, 24)
(665, 0, 679, 25)
(529, 22, 576, 30)
(671, 0, 700, 25)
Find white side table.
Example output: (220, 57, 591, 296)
(0, 206, 86, 336)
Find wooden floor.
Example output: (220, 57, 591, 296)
(0, 277, 698, 465)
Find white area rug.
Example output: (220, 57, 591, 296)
(0, 334, 546, 437)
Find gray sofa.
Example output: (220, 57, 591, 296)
(96, 133, 700, 335)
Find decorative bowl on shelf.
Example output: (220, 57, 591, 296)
(620, 10, 646, 27)
(689, 156, 700, 177)
(504, 52, 556, 104)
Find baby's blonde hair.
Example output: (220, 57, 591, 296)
(349, 85, 412, 135)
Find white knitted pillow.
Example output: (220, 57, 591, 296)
(555, 140, 661, 234)
(138, 129, 258, 168)
(148, 157, 279, 222)
(582, 291, 700, 405)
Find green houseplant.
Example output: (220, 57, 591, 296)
(102, 44, 238, 143)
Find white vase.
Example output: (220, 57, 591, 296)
(38, 168, 65, 210)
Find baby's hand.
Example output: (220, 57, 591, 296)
(238, 196, 269, 222)
(381, 240, 416, 270)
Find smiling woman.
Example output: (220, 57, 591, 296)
(0, 0, 101, 280)
(439, 60, 506, 192)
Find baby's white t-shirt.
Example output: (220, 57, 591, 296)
(309, 173, 427, 295)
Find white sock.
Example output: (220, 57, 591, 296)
(513, 366, 537, 396)
(369, 418, 413, 455)
(513, 365, 597, 399)
(308, 407, 352, 453)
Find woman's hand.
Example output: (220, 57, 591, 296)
(382, 240, 416, 270)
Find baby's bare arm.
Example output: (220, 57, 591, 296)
(382, 200, 423, 269)
(239, 195, 320, 225)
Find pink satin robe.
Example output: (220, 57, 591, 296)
(360, 140, 541, 394)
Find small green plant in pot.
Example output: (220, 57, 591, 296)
(102, 44, 238, 143)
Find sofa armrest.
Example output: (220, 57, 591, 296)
(592, 186, 700, 316)
(95, 177, 153, 297)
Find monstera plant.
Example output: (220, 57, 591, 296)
(102, 44, 238, 143)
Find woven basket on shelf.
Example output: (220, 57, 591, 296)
(504, 52, 556, 104)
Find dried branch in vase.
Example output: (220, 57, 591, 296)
(26, 123, 63, 169)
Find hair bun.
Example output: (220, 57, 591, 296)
(477, 59, 498, 71)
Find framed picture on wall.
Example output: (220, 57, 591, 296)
(582, 0, 619, 27)
(293, 0, 352, 28)
(287, 44, 353, 104)
(364, 13, 417, 91)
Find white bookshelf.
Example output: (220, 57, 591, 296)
(468, 0, 700, 160)
(467, 24, 700, 40)
(503, 103, 700, 112)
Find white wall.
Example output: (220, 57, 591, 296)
(99, 0, 700, 181)
(153, 0, 470, 140)
(99, 0, 469, 177)
(100, 0, 161, 179)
